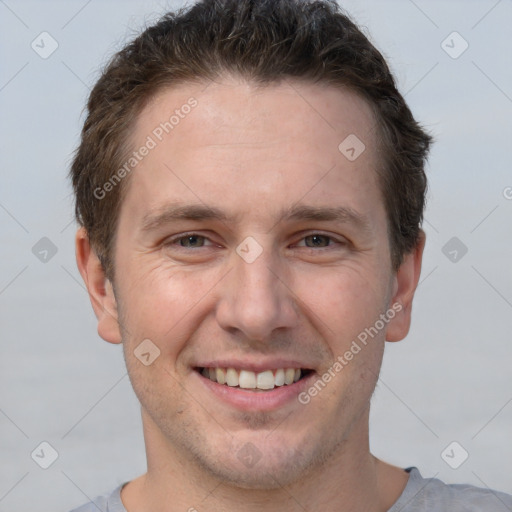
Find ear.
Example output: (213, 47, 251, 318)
(385, 231, 425, 342)
(75, 227, 122, 344)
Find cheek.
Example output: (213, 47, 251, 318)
(292, 263, 390, 347)
(116, 260, 223, 357)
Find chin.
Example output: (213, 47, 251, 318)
(191, 433, 324, 490)
(204, 453, 311, 490)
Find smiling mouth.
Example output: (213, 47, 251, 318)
(195, 367, 313, 391)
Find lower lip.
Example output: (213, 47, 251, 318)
(194, 370, 316, 411)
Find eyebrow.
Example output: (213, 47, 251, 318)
(284, 204, 370, 232)
(141, 204, 231, 232)
(140, 203, 371, 233)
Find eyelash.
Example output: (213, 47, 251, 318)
(164, 232, 346, 250)
(166, 233, 217, 248)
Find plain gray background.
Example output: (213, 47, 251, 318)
(1, 0, 511, 510)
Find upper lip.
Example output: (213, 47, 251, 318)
(193, 359, 315, 373)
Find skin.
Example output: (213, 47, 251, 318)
(76, 75, 425, 512)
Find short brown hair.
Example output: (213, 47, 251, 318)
(70, 0, 431, 279)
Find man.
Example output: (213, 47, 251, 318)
(69, 0, 512, 510)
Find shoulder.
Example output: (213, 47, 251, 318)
(68, 484, 126, 512)
(390, 467, 512, 512)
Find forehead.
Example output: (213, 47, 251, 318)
(121, 76, 383, 227)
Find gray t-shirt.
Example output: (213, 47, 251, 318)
(69, 467, 512, 511)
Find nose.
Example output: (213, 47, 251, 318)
(215, 244, 298, 342)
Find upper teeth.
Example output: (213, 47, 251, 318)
(201, 367, 302, 390)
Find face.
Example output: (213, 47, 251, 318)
(79, 76, 421, 489)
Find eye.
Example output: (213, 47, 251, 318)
(295, 234, 341, 248)
(165, 233, 216, 249)
(177, 234, 208, 248)
(303, 234, 331, 248)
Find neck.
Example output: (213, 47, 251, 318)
(122, 410, 409, 512)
